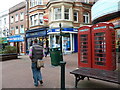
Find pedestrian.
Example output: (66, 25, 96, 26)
(29, 39, 44, 87)
(44, 47, 48, 57)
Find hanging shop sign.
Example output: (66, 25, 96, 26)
(8, 35, 24, 42)
(43, 17, 48, 22)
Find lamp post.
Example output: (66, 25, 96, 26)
(59, 23, 66, 90)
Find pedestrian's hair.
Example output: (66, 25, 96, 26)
(34, 39, 38, 43)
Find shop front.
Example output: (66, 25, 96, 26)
(8, 35, 25, 55)
(48, 28, 78, 54)
(25, 27, 48, 54)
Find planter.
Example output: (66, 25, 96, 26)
(0, 53, 18, 61)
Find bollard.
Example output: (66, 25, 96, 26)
(60, 61, 66, 90)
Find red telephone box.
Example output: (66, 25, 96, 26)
(92, 22, 116, 70)
(78, 26, 92, 68)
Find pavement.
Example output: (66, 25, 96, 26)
(1, 53, 120, 89)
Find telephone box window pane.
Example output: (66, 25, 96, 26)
(81, 52, 87, 55)
(94, 32, 105, 36)
(81, 49, 87, 52)
(81, 42, 88, 45)
(95, 54, 106, 57)
(95, 62, 105, 66)
(95, 41, 106, 45)
(81, 45, 88, 48)
(95, 37, 105, 40)
(95, 58, 105, 61)
(80, 34, 88, 37)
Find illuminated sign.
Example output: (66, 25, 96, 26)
(79, 29, 89, 32)
(93, 26, 106, 30)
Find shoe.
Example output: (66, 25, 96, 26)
(34, 84, 38, 87)
(40, 80, 43, 84)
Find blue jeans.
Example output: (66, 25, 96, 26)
(31, 62, 42, 86)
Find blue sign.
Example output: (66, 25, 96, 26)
(26, 30, 47, 38)
(8, 35, 24, 42)
(48, 28, 78, 33)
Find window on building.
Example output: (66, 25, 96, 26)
(30, 14, 38, 26)
(15, 26, 19, 34)
(54, 8, 61, 20)
(0, 20, 1, 25)
(20, 12, 24, 20)
(20, 25, 24, 33)
(11, 16, 14, 23)
(83, 12, 90, 24)
(74, 11, 78, 22)
(34, 14, 38, 25)
(39, 13, 43, 25)
(10, 27, 14, 34)
(4, 18, 6, 24)
(15, 14, 18, 22)
(84, 0, 89, 3)
(64, 8, 69, 20)
(38, 0, 43, 5)
(30, 15, 34, 26)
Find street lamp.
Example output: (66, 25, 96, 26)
(59, 23, 66, 89)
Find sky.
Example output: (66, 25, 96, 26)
(0, 0, 24, 13)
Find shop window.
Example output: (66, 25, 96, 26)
(63, 34, 71, 51)
(54, 8, 61, 20)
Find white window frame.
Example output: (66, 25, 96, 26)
(11, 16, 14, 23)
(74, 11, 78, 22)
(38, 0, 43, 5)
(54, 7, 62, 20)
(15, 26, 19, 34)
(20, 25, 24, 33)
(84, 0, 89, 3)
(15, 14, 18, 22)
(83, 12, 90, 24)
(64, 8, 70, 20)
(20, 12, 24, 20)
(39, 13, 43, 25)
(30, 14, 39, 26)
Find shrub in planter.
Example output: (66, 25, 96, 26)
(0, 46, 18, 61)
(3, 46, 17, 54)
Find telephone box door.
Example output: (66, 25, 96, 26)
(78, 26, 92, 68)
(92, 23, 116, 70)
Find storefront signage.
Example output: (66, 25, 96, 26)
(93, 26, 106, 30)
(8, 35, 24, 42)
(26, 30, 46, 38)
(79, 29, 89, 32)
(48, 28, 78, 34)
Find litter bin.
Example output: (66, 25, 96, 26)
(50, 48, 62, 66)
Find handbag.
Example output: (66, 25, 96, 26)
(37, 59, 44, 68)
